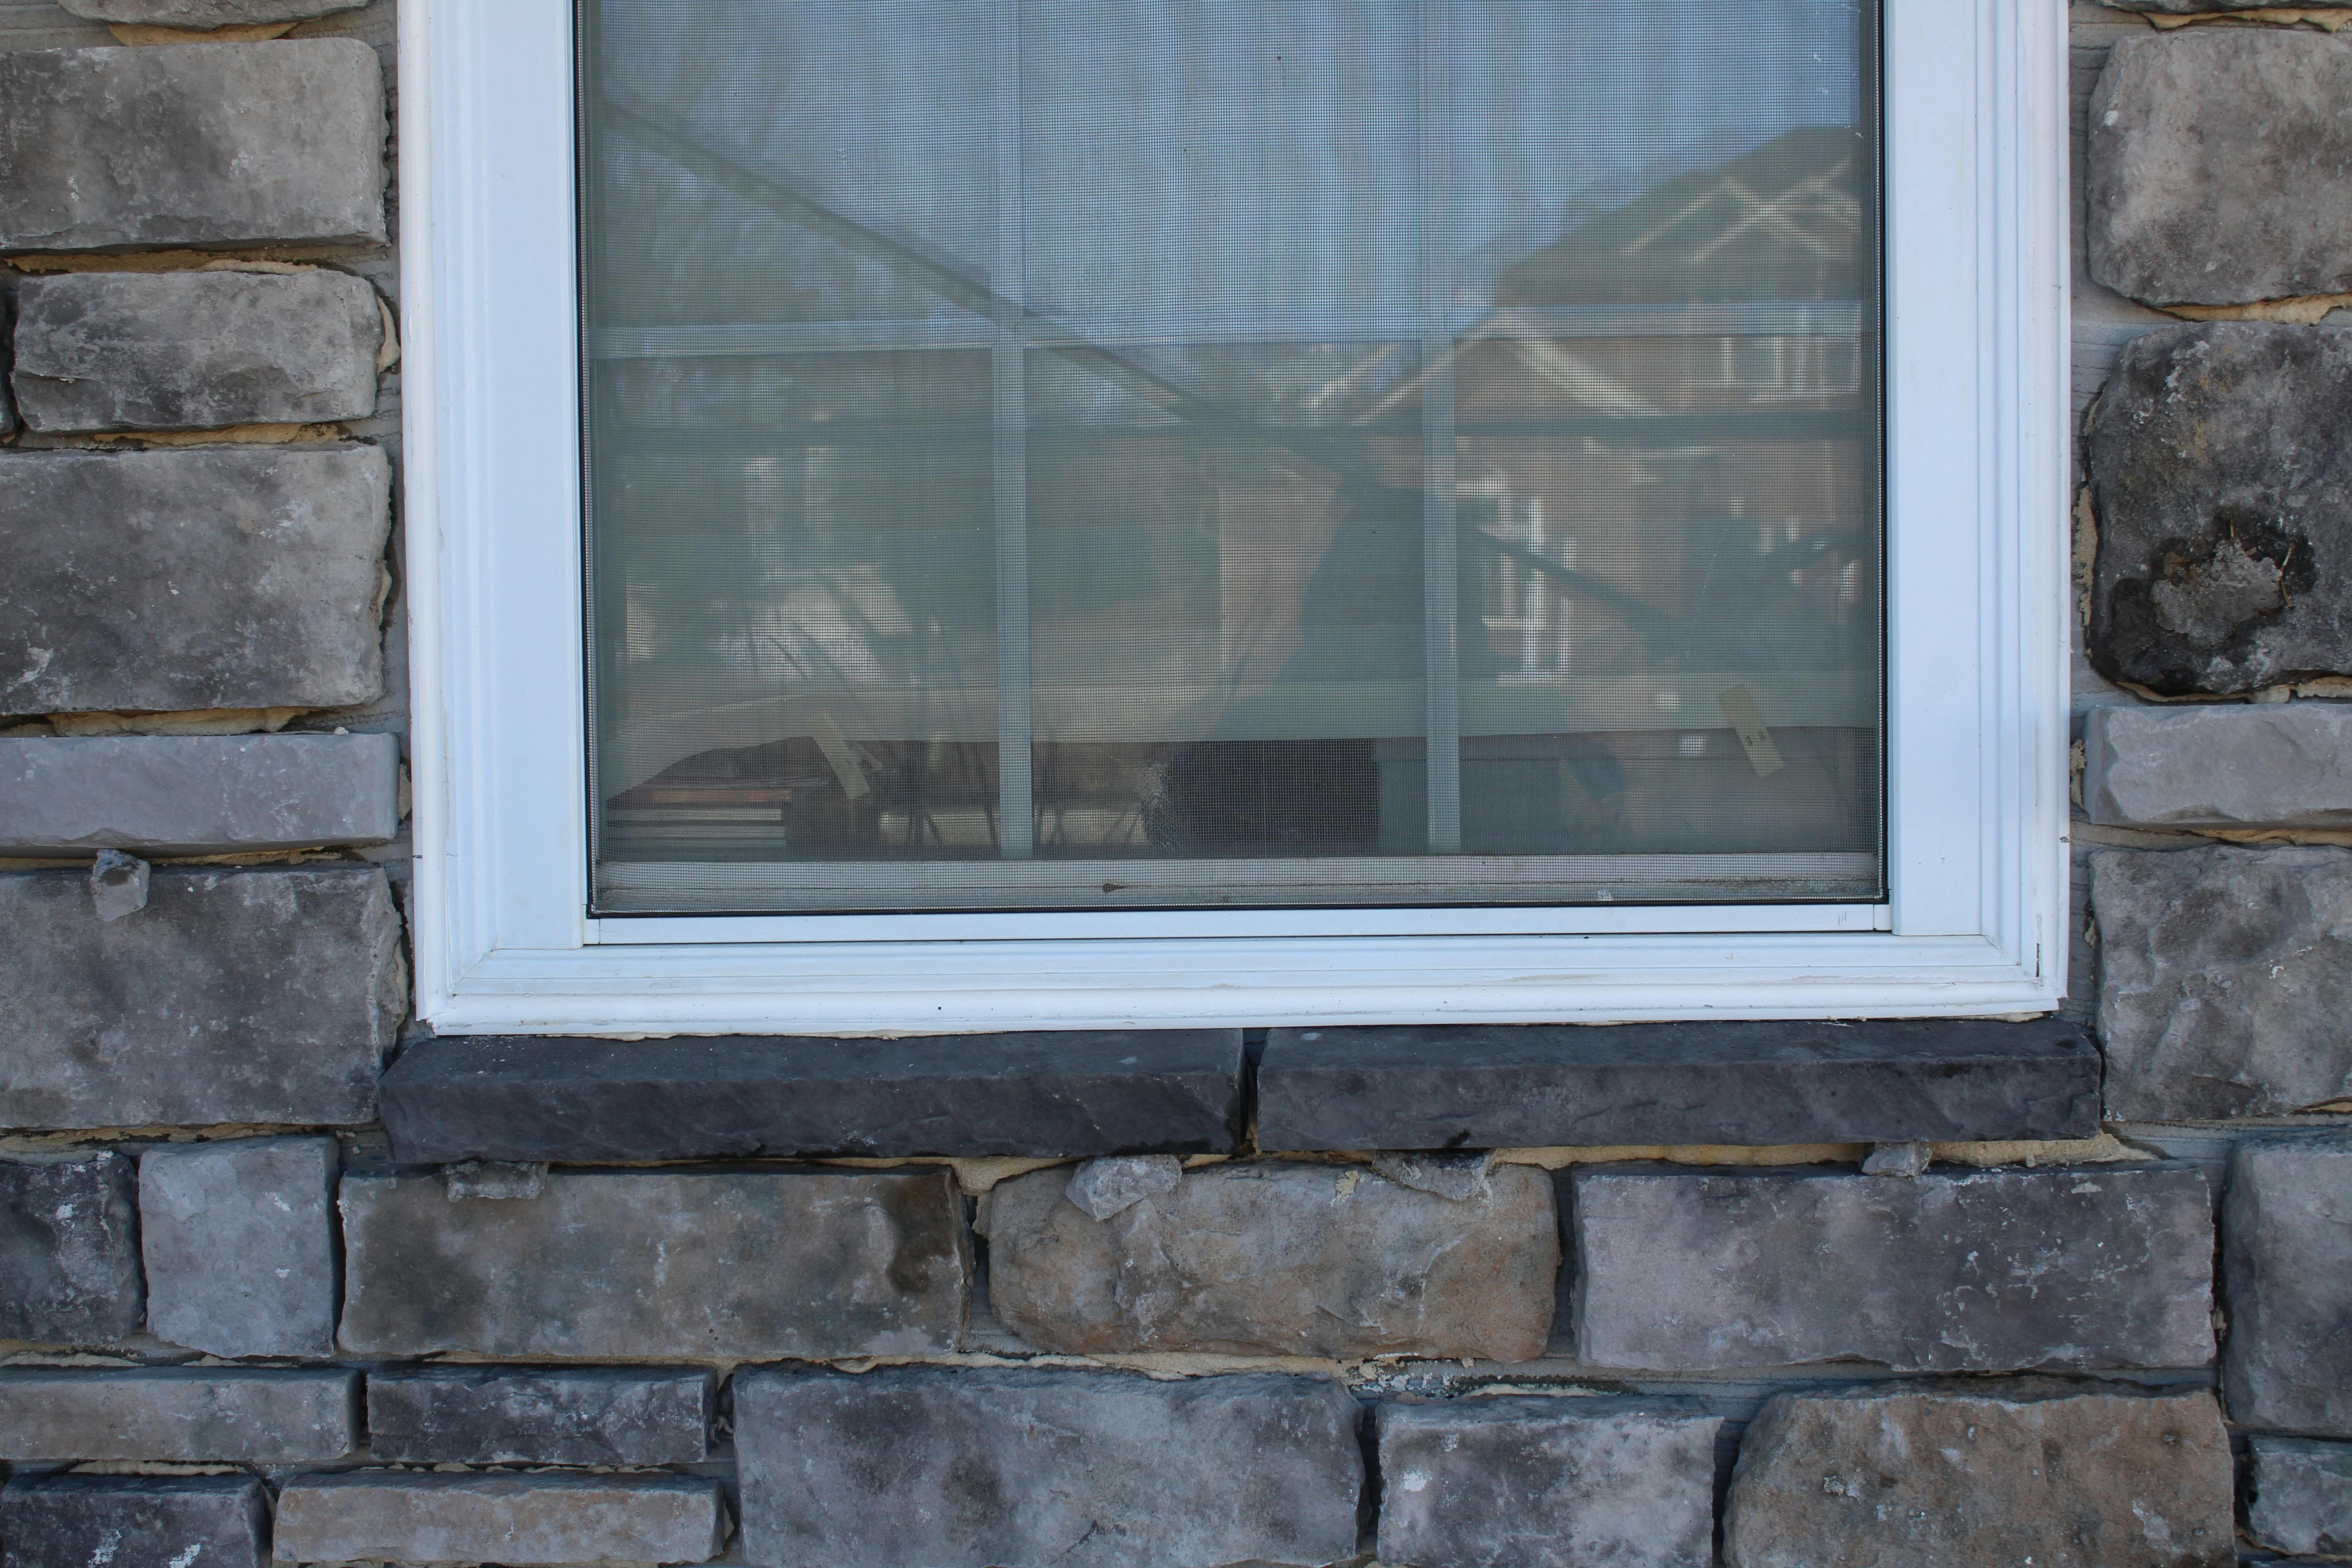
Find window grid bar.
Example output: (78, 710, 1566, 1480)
(992, 0, 1034, 860)
(1419, 0, 1461, 853)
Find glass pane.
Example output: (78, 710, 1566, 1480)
(581, 0, 1883, 914)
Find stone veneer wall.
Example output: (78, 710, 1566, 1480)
(1, 2, 2351, 1565)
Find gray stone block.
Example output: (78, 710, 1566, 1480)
(2084, 703, 2352, 830)
(0, 42, 385, 251)
(139, 1135, 336, 1358)
(0, 1367, 356, 1460)
(271, 1473, 726, 1568)
(2248, 1436, 2352, 1557)
(735, 1365, 1362, 1568)
(377, 1029, 1245, 1163)
(0, 733, 399, 856)
(2088, 31, 2352, 307)
(985, 1158, 1557, 1361)
(1377, 1398, 1722, 1568)
(0, 865, 402, 1130)
(2103, 0, 2350, 10)
(58, 0, 364, 28)
(367, 1369, 713, 1465)
(338, 1167, 968, 1359)
(0, 1152, 140, 1344)
(2225, 1136, 2352, 1435)
(1722, 1382, 2234, 1568)
(12, 269, 381, 433)
(0, 1475, 268, 1568)
(1259, 1018, 2101, 1152)
(1573, 1166, 2215, 1372)
(2092, 845, 2352, 1120)
(2084, 325, 2352, 697)
(0, 445, 391, 715)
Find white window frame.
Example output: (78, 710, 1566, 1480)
(401, 0, 2070, 1035)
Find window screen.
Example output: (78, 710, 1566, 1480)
(579, 0, 1883, 914)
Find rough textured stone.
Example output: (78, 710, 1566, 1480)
(368, 1369, 714, 1465)
(1573, 1167, 2215, 1372)
(139, 1135, 336, 1358)
(12, 270, 381, 433)
(986, 1159, 1557, 1361)
(735, 1366, 1362, 1568)
(0, 865, 403, 1130)
(2084, 703, 2352, 830)
(1377, 1398, 1722, 1568)
(2103, 0, 2351, 9)
(59, 0, 364, 28)
(0, 1368, 356, 1460)
(1259, 1019, 2101, 1152)
(2087, 32, 2352, 306)
(2248, 1436, 2352, 1557)
(338, 1167, 968, 1358)
(1722, 1383, 2234, 1568)
(90, 848, 148, 921)
(378, 1029, 1245, 1163)
(2224, 1136, 2352, 1435)
(0, 1152, 140, 1344)
(0, 1475, 268, 1568)
(0, 445, 392, 715)
(0, 733, 401, 855)
(0, 42, 385, 251)
(1064, 1154, 1182, 1219)
(2092, 845, 2352, 1119)
(2085, 325, 2352, 696)
(272, 1473, 725, 1568)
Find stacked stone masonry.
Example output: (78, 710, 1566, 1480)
(0, 3, 2350, 1567)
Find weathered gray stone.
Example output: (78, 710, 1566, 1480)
(367, 1369, 713, 1465)
(0, 1152, 140, 1344)
(2248, 1436, 2352, 1557)
(439, 1158, 543, 1200)
(2092, 845, 2352, 1120)
(377, 1030, 1246, 1163)
(985, 1159, 1557, 1361)
(338, 1167, 968, 1359)
(2087, 32, 2352, 307)
(0, 42, 385, 251)
(139, 1135, 336, 1358)
(0, 445, 391, 715)
(1258, 1018, 2101, 1152)
(1573, 1167, 2215, 1372)
(1065, 1153, 1181, 1219)
(0, 733, 401, 856)
(2087, 326, 2352, 696)
(58, 0, 364, 29)
(90, 848, 148, 920)
(0, 1475, 268, 1568)
(2103, 0, 2350, 10)
(0, 1368, 356, 1460)
(2084, 703, 2352, 830)
(1377, 1398, 1722, 1568)
(2225, 1136, 2352, 1435)
(0, 865, 402, 1130)
(272, 1473, 725, 1568)
(735, 1366, 1362, 1568)
(1722, 1382, 2234, 1568)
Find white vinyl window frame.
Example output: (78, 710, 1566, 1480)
(401, 0, 2070, 1035)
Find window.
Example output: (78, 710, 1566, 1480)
(404, 0, 2068, 1031)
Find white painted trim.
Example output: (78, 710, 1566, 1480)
(403, 0, 2071, 1034)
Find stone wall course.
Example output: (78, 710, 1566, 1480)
(2224, 1136, 2352, 1435)
(57, 0, 366, 29)
(270, 1472, 726, 1568)
(0, 1150, 141, 1345)
(0, 1367, 356, 1461)
(2082, 702, 2352, 830)
(2247, 1436, 2352, 1558)
(366, 1367, 713, 1465)
(0, 732, 401, 856)
(0, 1475, 268, 1568)
(139, 1135, 337, 1358)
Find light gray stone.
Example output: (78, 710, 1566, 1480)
(0, 865, 402, 1130)
(0, 1475, 268, 1568)
(338, 1167, 969, 1359)
(89, 848, 147, 921)
(2248, 1436, 2352, 1557)
(0, 1152, 140, 1345)
(139, 1135, 336, 1358)
(1377, 1398, 1721, 1568)
(2085, 703, 2352, 830)
(0, 733, 401, 856)
(440, 1158, 544, 1200)
(12, 270, 381, 434)
(0, 1368, 355, 1460)
(2092, 845, 2352, 1120)
(1859, 1142, 1929, 1178)
(1573, 1167, 2215, 1372)
(735, 1365, 1363, 1568)
(0, 42, 385, 251)
(58, 0, 364, 28)
(2225, 1136, 2352, 1435)
(0, 445, 391, 715)
(2103, 0, 2350, 10)
(2087, 32, 2352, 306)
(367, 1369, 714, 1465)
(271, 1473, 725, 1568)
(1722, 1382, 2234, 1568)
(985, 1159, 1558, 1361)
(1064, 1153, 1181, 1219)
